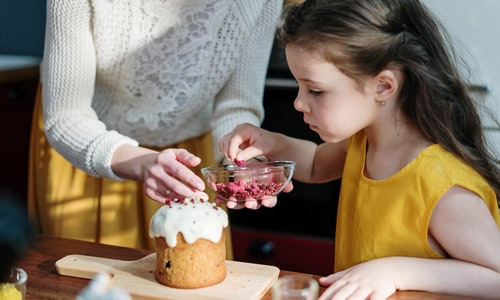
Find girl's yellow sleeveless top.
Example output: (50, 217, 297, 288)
(334, 131, 500, 272)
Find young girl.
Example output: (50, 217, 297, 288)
(218, 0, 500, 298)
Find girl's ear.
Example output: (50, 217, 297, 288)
(374, 69, 401, 102)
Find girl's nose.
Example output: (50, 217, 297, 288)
(293, 92, 308, 113)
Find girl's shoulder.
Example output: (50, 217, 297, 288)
(415, 144, 496, 202)
(417, 144, 477, 177)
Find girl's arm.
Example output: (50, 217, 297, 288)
(319, 186, 500, 299)
(219, 123, 347, 183)
(320, 256, 500, 300)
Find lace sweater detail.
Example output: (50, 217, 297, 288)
(42, 0, 281, 179)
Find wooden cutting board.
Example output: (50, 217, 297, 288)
(56, 253, 279, 300)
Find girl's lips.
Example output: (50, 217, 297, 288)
(306, 122, 318, 131)
(304, 117, 318, 131)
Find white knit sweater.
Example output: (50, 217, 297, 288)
(41, 0, 282, 180)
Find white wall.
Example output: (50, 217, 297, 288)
(423, 0, 500, 156)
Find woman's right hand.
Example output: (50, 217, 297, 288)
(112, 145, 209, 204)
(143, 148, 209, 203)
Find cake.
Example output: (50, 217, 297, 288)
(149, 197, 228, 289)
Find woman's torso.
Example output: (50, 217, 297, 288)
(90, 0, 245, 145)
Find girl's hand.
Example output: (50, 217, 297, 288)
(142, 148, 209, 204)
(214, 195, 277, 210)
(214, 181, 293, 210)
(217, 123, 294, 209)
(219, 123, 278, 162)
(318, 258, 398, 300)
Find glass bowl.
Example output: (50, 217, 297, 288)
(201, 160, 295, 202)
(0, 267, 27, 300)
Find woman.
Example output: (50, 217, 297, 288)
(29, 0, 283, 256)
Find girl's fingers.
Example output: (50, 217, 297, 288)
(219, 123, 265, 162)
(225, 200, 239, 209)
(319, 271, 344, 286)
(234, 147, 265, 163)
(244, 198, 263, 210)
(260, 196, 278, 208)
(227, 134, 246, 161)
(282, 182, 294, 193)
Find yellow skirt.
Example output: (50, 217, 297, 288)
(28, 85, 233, 259)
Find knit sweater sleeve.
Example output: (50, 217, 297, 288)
(41, 0, 138, 180)
(210, 0, 283, 163)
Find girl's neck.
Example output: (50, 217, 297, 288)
(363, 121, 431, 180)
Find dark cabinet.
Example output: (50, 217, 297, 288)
(231, 227, 335, 276)
(0, 61, 39, 205)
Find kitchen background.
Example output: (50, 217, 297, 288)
(1, 0, 498, 276)
(0, 1, 45, 56)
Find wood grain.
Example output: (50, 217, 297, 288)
(56, 253, 279, 300)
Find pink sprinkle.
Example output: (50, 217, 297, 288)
(214, 180, 283, 200)
(234, 159, 245, 167)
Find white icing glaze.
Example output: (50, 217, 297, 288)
(149, 199, 228, 247)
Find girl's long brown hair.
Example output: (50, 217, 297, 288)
(277, 0, 500, 201)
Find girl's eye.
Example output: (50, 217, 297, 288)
(308, 89, 323, 96)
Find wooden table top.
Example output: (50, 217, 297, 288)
(16, 235, 482, 299)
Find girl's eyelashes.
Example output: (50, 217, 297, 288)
(308, 89, 323, 95)
(295, 81, 323, 95)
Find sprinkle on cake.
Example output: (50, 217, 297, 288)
(149, 197, 228, 247)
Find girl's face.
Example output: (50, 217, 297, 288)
(285, 43, 379, 143)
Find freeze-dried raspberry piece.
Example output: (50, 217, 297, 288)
(234, 159, 245, 167)
(214, 180, 283, 200)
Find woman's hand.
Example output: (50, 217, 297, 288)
(143, 148, 209, 203)
(318, 258, 398, 300)
(111, 145, 209, 204)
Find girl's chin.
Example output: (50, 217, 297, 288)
(317, 130, 344, 144)
(308, 125, 342, 143)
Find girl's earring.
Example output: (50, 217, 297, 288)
(377, 100, 387, 106)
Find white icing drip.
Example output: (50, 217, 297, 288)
(149, 200, 228, 247)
